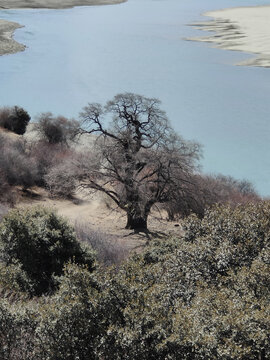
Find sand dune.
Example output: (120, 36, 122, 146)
(188, 5, 270, 67)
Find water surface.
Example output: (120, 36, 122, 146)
(0, 0, 269, 195)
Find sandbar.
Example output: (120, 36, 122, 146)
(0, 0, 126, 56)
(188, 5, 270, 68)
(0, 19, 25, 55)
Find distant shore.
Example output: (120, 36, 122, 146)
(188, 5, 270, 68)
(0, 19, 25, 55)
(0, 0, 126, 56)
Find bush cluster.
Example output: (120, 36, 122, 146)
(0, 207, 95, 296)
(0, 202, 268, 359)
(34, 113, 80, 145)
(0, 134, 39, 195)
(0, 110, 79, 203)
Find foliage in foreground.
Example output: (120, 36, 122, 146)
(0, 207, 95, 296)
(0, 202, 268, 359)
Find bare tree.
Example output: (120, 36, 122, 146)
(79, 93, 201, 230)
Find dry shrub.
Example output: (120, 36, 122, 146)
(44, 161, 77, 198)
(164, 173, 260, 220)
(0, 169, 16, 206)
(75, 221, 129, 266)
(34, 113, 80, 145)
(28, 140, 75, 187)
(0, 134, 38, 191)
(43, 149, 98, 198)
(0, 204, 9, 222)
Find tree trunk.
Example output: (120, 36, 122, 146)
(125, 213, 148, 230)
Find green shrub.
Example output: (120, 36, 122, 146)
(95, 202, 270, 359)
(0, 298, 36, 360)
(34, 263, 102, 360)
(0, 207, 95, 296)
(0, 203, 268, 359)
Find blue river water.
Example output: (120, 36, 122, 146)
(0, 0, 269, 195)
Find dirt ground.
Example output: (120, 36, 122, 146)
(18, 187, 183, 256)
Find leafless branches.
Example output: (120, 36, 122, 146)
(77, 93, 201, 230)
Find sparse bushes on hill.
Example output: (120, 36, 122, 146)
(0, 127, 77, 197)
(0, 207, 96, 296)
(0, 106, 30, 135)
(28, 140, 75, 187)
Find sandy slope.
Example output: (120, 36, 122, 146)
(0, 0, 126, 56)
(188, 5, 270, 67)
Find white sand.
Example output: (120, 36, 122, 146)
(188, 5, 270, 67)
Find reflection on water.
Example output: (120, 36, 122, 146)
(0, 0, 269, 195)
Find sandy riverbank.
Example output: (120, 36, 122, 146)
(0, 0, 126, 9)
(188, 5, 270, 68)
(0, 19, 25, 55)
(0, 0, 126, 56)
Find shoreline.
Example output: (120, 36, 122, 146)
(0, 19, 25, 55)
(187, 5, 270, 68)
(0, 0, 127, 56)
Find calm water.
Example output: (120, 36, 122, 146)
(0, 0, 269, 195)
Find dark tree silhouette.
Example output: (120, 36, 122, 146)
(79, 93, 201, 230)
(34, 113, 80, 145)
(0, 106, 30, 135)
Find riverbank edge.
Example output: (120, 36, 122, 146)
(0, 19, 25, 55)
(0, 0, 127, 56)
(186, 5, 270, 68)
